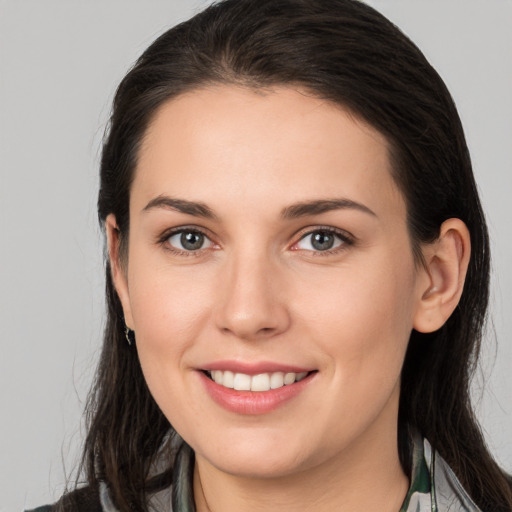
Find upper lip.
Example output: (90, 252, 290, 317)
(200, 360, 315, 375)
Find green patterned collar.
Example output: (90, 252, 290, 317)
(400, 433, 481, 512)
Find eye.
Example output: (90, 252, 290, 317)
(167, 229, 214, 252)
(294, 229, 349, 252)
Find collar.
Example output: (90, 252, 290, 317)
(400, 433, 481, 512)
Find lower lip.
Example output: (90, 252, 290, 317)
(198, 371, 315, 415)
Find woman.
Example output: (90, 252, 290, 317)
(30, 0, 511, 511)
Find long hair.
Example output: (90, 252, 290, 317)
(77, 0, 512, 510)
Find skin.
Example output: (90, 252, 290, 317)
(107, 85, 470, 512)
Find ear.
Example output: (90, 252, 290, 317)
(413, 218, 471, 333)
(105, 214, 134, 329)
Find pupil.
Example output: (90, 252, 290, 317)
(312, 232, 334, 251)
(181, 232, 204, 250)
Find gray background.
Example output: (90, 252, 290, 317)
(1, 1, 510, 510)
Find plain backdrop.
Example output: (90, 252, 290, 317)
(1, 1, 511, 510)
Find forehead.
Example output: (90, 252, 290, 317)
(134, 85, 404, 220)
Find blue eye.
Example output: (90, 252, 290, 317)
(296, 230, 346, 252)
(167, 230, 214, 251)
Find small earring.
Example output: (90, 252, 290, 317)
(125, 325, 135, 346)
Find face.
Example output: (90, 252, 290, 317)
(111, 85, 430, 479)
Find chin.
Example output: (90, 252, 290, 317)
(210, 453, 307, 479)
(193, 431, 321, 479)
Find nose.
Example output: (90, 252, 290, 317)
(214, 253, 291, 341)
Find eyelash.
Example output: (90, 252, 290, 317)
(157, 225, 355, 257)
(157, 226, 216, 257)
(292, 226, 355, 256)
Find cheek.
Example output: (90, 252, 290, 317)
(295, 251, 417, 382)
(129, 256, 210, 327)
(126, 262, 217, 431)
(126, 256, 216, 376)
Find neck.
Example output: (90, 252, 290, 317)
(193, 420, 409, 512)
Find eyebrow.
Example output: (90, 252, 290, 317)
(142, 195, 376, 220)
(142, 196, 217, 219)
(280, 199, 376, 219)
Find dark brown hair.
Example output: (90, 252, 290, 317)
(74, 0, 512, 510)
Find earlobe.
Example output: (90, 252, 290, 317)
(413, 218, 471, 333)
(105, 214, 134, 329)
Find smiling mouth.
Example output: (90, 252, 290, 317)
(204, 370, 312, 392)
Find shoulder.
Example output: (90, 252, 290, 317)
(25, 486, 104, 512)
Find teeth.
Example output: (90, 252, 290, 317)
(270, 372, 284, 389)
(251, 373, 270, 391)
(223, 370, 234, 388)
(208, 370, 309, 392)
(233, 373, 251, 391)
(296, 371, 308, 382)
(284, 372, 296, 385)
